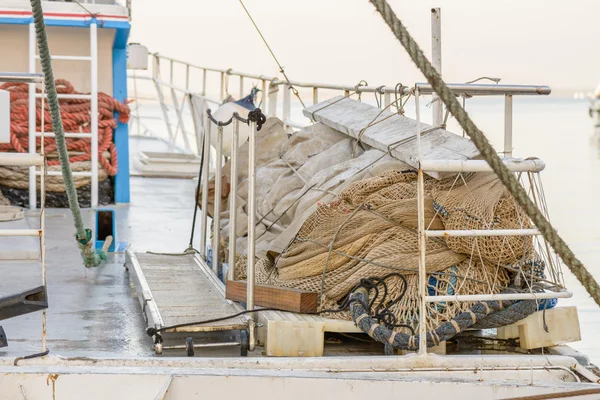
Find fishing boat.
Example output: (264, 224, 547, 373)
(0, 1, 599, 399)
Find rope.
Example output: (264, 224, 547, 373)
(369, 0, 600, 307)
(29, 0, 104, 268)
(238, 0, 308, 111)
(350, 286, 537, 350)
(187, 124, 205, 250)
(0, 80, 127, 176)
(502, 389, 600, 400)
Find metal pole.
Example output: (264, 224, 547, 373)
(313, 87, 318, 105)
(199, 120, 211, 259)
(90, 21, 98, 208)
(185, 64, 190, 92)
(40, 81, 46, 353)
(268, 82, 278, 118)
(28, 22, 36, 210)
(202, 69, 207, 96)
(504, 94, 513, 158)
(282, 84, 291, 131)
(212, 126, 223, 276)
(152, 56, 175, 145)
(416, 90, 427, 355)
(426, 290, 572, 303)
(247, 120, 257, 351)
(220, 72, 225, 102)
(261, 79, 267, 111)
(239, 76, 244, 98)
(132, 71, 141, 136)
(228, 119, 239, 281)
(431, 7, 442, 126)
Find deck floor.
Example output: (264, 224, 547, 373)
(0, 137, 206, 358)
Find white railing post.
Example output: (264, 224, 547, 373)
(228, 118, 239, 281)
(415, 89, 428, 355)
(90, 21, 99, 208)
(261, 79, 267, 111)
(268, 82, 278, 118)
(431, 8, 443, 126)
(220, 71, 225, 102)
(212, 126, 223, 276)
(247, 119, 257, 351)
(504, 94, 513, 158)
(152, 55, 176, 145)
(28, 22, 36, 210)
(283, 84, 291, 131)
(239, 76, 244, 98)
(199, 119, 211, 259)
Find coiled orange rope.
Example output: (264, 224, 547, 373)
(0, 79, 130, 176)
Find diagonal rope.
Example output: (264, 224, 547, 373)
(238, 0, 308, 110)
(30, 0, 104, 267)
(369, 0, 600, 306)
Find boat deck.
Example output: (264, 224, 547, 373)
(0, 137, 202, 358)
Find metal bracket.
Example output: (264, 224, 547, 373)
(0, 326, 7, 348)
(0, 286, 48, 321)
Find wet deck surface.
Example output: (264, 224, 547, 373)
(0, 138, 204, 358)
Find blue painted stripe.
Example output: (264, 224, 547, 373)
(0, 17, 129, 29)
(112, 25, 130, 204)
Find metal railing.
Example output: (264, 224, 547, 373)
(128, 53, 569, 355)
(27, 21, 99, 209)
(0, 72, 48, 353)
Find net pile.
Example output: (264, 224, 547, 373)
(235, 169, 539, 332)
(205, 117, 555, 333)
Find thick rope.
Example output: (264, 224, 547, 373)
(30, 0, 103, 267)
(369, 0, 600, 306)
(350, 287, 537, 350)
(0, 80, 128, 176)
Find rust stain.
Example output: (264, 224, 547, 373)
(46, 374, 59, 400)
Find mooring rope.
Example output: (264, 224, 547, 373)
(369, 0, 600, 307)
(30, 0, 104, 267)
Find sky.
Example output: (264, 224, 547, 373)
(128, 0, 600, 93)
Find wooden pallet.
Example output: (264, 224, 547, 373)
(256, 310, 362, 357)
(497, 306, 581, 349)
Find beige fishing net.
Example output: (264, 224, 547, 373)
(203, 117, 558, 331)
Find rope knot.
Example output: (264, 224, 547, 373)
(247, 108, 267, 131)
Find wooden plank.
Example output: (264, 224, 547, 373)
(226, 280, 318, 314)
(303, 96, 480, 178)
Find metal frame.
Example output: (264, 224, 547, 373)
(27, 21, 99, 209)
(0, 72, 47, 352)
(412, 29, 563, 354)
(130, 42, 562, 357)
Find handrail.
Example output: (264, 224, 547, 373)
(416, 82, 552, 96)
(149, 53, 552, 98)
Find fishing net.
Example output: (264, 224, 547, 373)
(234, 168, 541, 331)
(204, 117, 560, 333)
